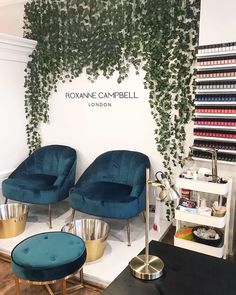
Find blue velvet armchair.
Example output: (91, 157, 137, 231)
(69, 150, 150, 245)
(2, 145, 77, 228)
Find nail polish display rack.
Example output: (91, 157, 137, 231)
(194, 41, 236, 164)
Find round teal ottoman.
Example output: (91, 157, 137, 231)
(11, 232, 87, 294)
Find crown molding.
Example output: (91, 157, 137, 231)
(0, 33, 37, 63)
(0, 0, 27, 7)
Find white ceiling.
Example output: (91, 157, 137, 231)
(0, 0, 27, 7)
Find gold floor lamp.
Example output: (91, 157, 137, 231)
(129, 168, 179, 280)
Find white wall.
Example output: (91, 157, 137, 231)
(0, 2, 24, 37)
(41, 67, 165, 180)
(0, 33, 36, 203)
(0, 0, 236, 251)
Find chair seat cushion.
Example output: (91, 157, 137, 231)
(70, 182, 142, 219)
(11, 232, 86, 282)
(7, 174, 57, 189)
(2, 174, 61, 204)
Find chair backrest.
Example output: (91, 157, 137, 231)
(78, 150, 150, 187)
(12, 145, 76, 177)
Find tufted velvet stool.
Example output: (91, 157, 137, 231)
(11, 232, 87, 294)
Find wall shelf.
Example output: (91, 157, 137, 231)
(193, 125, 236, 130)
(196, 89, 236, 94)
(194, 101, 236, 105)
(196, 64, 236, 71)
(194, 113, 236, 117)
(196, 77, 236, 82)
(196, 51, 236, 58)
(193, 136, 236, 142)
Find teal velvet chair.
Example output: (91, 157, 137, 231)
(2, 145, 76, 228)
(69, 150, 150, 246)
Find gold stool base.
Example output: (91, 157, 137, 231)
(14, 268, 84, 295)
(129, 255, 164, 280)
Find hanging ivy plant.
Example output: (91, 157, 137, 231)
(23, 0, 200, 172)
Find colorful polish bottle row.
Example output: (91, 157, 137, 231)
(195, 108, 236, 114)
(198, 42, 236, 54)
(194, 120, 236, 126)
(195, 95, 236, 102)
(197, 71, 236, 79)
(197, 56, 236, 66)
(193, 150, 236, 162)
(194, 130, 236, 139)
(197, 81, 236, 89)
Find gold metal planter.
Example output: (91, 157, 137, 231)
(62, 219, 109, 262)
(0, 203, 29, 238)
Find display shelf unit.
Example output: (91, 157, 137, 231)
(174, 178, 232, 258)
(194, 42, 236, 163)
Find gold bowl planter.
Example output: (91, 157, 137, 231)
(62, 219, 109, 262)
(0, 203, 29, 238)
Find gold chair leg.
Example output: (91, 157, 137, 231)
(5, 198, 8, 204)
(80, 268, 84, 286)
(126, 220, 131, 246)
(142, 211, 146, 223)
(62, 279, 67, 295)
(49, 204, 52, 229)
(71, 209, 75, 222)
(14, 276, 20, 295)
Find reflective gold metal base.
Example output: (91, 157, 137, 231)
(62, 219, 109, 262)
(14, 268, 84, 295)
(0, 204, 29, 238)
(129, 255, 164, 280)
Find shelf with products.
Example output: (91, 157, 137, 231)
(193, 139, 236, 154)
(194, 41, 236, 164)
(174, 177, 232, 258)
(194, 117, 236, 127)
(192, 149, 236, 163)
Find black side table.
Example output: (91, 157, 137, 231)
(102, 240, 236, 295)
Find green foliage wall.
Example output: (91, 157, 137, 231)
(24, 0, 200, 173)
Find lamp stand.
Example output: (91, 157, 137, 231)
(129, 168, 164, 280)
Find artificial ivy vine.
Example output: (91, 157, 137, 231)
(24, 0, 200, 173)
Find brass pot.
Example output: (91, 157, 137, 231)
(62, 219, 109, 262)
(0, 203, 29, 238)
